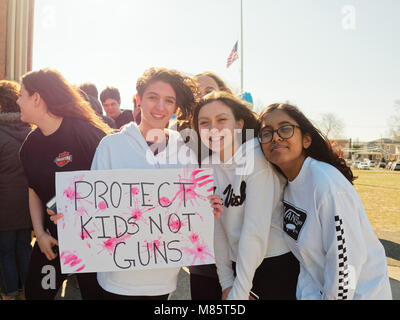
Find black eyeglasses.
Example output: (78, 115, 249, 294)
(258, 124, 301, 144)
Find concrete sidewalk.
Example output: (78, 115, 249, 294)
(56, 230, 400, 300)
(375, 230, 400, 300)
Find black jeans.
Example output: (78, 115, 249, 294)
(190, 273, 221, 300)
(0, 229, 32, 296)
(233, 251, 300, 300)
(24, 241, 103, 300)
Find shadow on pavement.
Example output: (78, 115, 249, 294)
(57, 240, 400, 300)
(389, 278, 400, 300)
(379, 239, 400, 261)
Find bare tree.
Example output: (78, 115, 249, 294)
(389, 100, 400, 141)
(318, 113, 345, 139)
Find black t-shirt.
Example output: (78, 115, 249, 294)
(115, 109, 134, 129)
(19, 117, 106, 237)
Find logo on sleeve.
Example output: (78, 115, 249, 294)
(54, 151, 73, 167)
(283, 201, 307, 241)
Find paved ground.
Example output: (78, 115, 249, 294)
(56, 230, 400, 300)
(375, 230, 400, 299)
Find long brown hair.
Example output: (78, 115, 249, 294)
(21, 68, 113, 134)
(259, 103, 355, 184)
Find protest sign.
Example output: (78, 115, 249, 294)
(55, 168, 215, 274)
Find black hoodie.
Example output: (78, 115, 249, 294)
(0, 112, 32, 231)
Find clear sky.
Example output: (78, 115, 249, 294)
(32, 0, 400, 142)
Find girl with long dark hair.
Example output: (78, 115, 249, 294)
(258, 103, 392, 299)
(18, 68, 112, 300)
(193, 92, 299, 300)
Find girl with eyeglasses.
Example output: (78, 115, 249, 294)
(258, 103, 392, 299)
(193, 91, 299, 300)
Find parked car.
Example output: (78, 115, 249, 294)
(390, 162, 400, 171)
(353, 160, 361, 169)
(358, 162, 370, 170)
(369, 161, 376, 167)
(378, 162, 386, 168)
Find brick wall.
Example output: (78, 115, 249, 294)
(0, 0, 7, 79)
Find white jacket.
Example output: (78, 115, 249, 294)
(205, 138, 290, 300)
(284, 157, 392, 300)
(91, 122, 197, 296)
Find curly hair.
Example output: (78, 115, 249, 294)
(258, 103, 355, 184)
(136, 67, 200, 131)
(21, 68, 113, 135)
(0, 80, 20, 113)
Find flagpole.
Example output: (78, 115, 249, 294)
(240, 0, 244, 94)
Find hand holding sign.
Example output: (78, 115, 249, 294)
(48, 208, 63, 223)
(208, 194, 224, 219)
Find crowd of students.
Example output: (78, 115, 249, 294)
(0, 67, 392, 300)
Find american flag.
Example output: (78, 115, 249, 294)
(226, 41, 239, 68)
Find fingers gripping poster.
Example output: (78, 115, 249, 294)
(55, 168, 215, 274)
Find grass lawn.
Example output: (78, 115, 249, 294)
(353, 169, 400, 232)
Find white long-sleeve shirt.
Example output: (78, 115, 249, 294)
(91, 122, 198, 296)
(205, 138, 290, 300)
(284, 157, 392, 300)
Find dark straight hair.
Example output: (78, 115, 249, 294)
(258, 103, 355, 184)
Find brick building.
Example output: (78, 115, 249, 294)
(0, 0, 35, 80)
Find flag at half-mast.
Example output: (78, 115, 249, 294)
(226, 41, 239, 68)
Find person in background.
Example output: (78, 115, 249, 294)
(193, 72, 234, 98)
(100, 86, 134, 129)
(79, 83, 116, 129)
(17, 68, 113, 300)
(193, 91, 299, 300)
(258, 103, 392, 299)
(0, 80, 32, 300)
(78, 82, 98, 100)
(132, 93, 141, 125)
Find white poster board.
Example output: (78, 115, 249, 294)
(55, 168, 215, 274)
